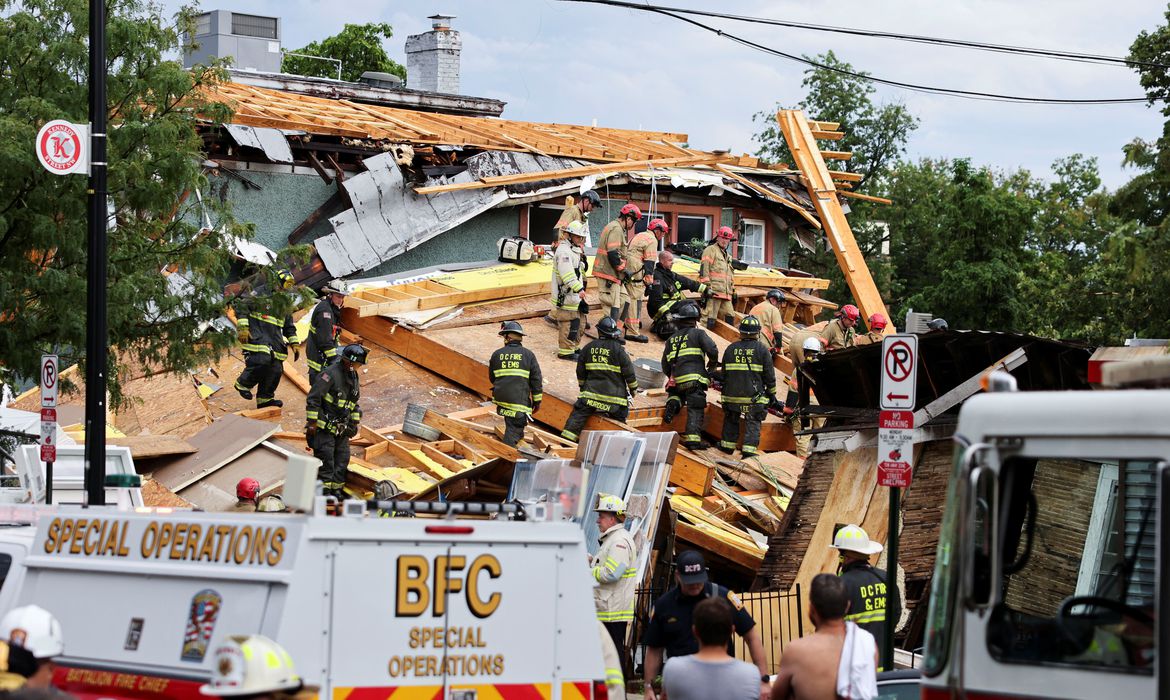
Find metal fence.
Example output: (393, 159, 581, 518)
(628, 585, 804, 676)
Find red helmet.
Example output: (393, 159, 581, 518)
(620, 203, 643, 221)
(236, 478, 260, 501)
(648, 218, 669, 235)
(840, 304, 860, 321)
(716, 225, 737, 241)
(868, 313, 888, 330)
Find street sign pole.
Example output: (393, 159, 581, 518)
(878, 334, 918, 671)
(85, 0, 108, 505)
(40, 355, 58, 505)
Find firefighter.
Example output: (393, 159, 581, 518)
(593, 203, 642, 332)
(554, 189, 601, 243)
(305, 343, 367, 498)
(647, 250, 705, 341)
(748, 289, 788, 354)
(788, 335, 825, 457)
(233, 478, 260, 513)
(306, 282, 346, 386)
(257, 494, 287, 513)
(590, 493, 637, 672)
(0, 605, 63, 691)
(234, 272, 299, 409)
(200, 634, 316, 699)
(821, 304, 860, 350)
(620, 218, 665, 343)
(855, 312, 890, 346)
(661, 302, 718, 450)
(489, 321, 543, 447)
(699, 226, 738, 330)
(832, 525, 891, 669)
(561, 317, 638, 442)
(718, 316, 781, 457)
(551, 221, 591, 361)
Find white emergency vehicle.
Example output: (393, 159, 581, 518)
(921, 363, 1167, 699)
(5, 500, 611, 700)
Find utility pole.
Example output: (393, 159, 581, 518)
(84, 0, 108, 505)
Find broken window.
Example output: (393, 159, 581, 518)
(676, 215, 710, 245)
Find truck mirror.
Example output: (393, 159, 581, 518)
(963, 461, 999, 610)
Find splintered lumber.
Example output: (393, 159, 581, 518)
(108, 435, 197, 460)
(422, 410, 521, 462)
(355, 281, 550, 317)
(414, 153, 733, 195)
(838, 191, 893, 205)
(282, 360, 312, 394)
(714, 164, 821, 230)
(776, 109, 891, 333)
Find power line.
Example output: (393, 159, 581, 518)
(563, 0, 1168, 70)
(560, 0, 1152, 104)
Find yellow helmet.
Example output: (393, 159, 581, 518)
(199, 635, 303, 696)
(594, 493, 625, 516)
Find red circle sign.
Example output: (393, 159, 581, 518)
(42, 360, 56, 390)
(36, 120, 85, 175)
(884, 339, 914, 381)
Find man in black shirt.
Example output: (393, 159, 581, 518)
(833, 524, 891, 669)
(642, 551, 771, 700)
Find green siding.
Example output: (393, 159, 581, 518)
(361, 207, 521, 277)
(207, 170, 335, 252)
(774, 233, 791, 268)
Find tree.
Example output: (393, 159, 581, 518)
(0, 0, 250, 406)
(281, 23, 406, 83)
(752, 51, 918, 190)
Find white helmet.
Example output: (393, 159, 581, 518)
(594, 493, 625, 516)
(802, 336, 824, 353)
(565, 221, 588, 240)
(832, 525, 883, 555)
(200, 635, 303, 696)
(0, 605, 63, 659)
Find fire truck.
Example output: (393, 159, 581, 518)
(920, 362, 1167, 699)
(3, 499, 612, 699)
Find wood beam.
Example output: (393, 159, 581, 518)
(357, 281, 548, 317)
(810, 130, 845, 141)
(676, 521, 764, 572)
(838, 190, 893, 206)
(829, 171, 864, 183)
(819, 151, 853, 161)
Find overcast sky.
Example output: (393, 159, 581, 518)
(178, 0, 1165, 189)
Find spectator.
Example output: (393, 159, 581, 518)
(662, 597, 761, 700)
(770, 574, 877, 700)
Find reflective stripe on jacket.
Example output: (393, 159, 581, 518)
(489, 341, 543, 415)
(236, 305, 296, 360)
(593, 220, 627, 282)
(577, 338, 638, 409)
(749, 300, 785, 348)
(306, 297, 340, 372)
(721, 339, 777, 405)
(699, 242, 735, 298)
(591, 524, 637, 622)
(624, 231, 658, 281)
(551, 241, 586, 310)
(662, 327, 718, 386)
(305, 362, 361, 434)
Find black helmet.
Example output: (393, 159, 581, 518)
(341, 344, 369, 364)
(498, 320, 525, 337)
(739, 316, 762, 336)
(673, 302, 700, 322)
(581, 190, 601, 207)
(597, 316, 621, 339)
(766, 289, 786, 304)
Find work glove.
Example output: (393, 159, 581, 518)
(342, 423, 359, 439)
(304, 423, 318, 440)
(289, 344, 300, 361)
(237, 327, 251, 344)
(532, 401, 542, 414)
(578, 299, 590, 315)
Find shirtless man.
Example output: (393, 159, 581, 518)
(770, 574, 878, 700)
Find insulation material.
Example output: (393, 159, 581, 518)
(316, 152, 506, 277)
(224, 124, 295, 164)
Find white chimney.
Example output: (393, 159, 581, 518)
(404, 14, 461, 94)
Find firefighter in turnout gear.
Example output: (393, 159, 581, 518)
(489, 321, 543, 447)
(620, 218, 665, 344)
(718, 316, 780, 457)
(233, 478, 260, 513)
(561, 317, 639, 441)
(306, 283, 346, 386)
(590, 493, 637, 673)
(661, 302, 718, 450)
(833, 524, 891, 669)
(233, 269, 299, 409)
(821, 304, 860, 350)
(699, 226, 738, 330)
(748, 289, 788, 353)
(554, 189, 600, 243)
(593, 203, 641, 333)
(648, 250, 705, 341)
(305, 343, 367, 498)
(855, 312, 889, 345)
(551, 221, 590, 361)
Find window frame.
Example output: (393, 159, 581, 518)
(739, 218, 766, 264)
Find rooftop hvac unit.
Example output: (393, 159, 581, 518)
(904, 310, 933, 334)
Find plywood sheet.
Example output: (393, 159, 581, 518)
(150, 415, 278, 492)
(177, 442, 290, 511)
(108, 435, 197, 460)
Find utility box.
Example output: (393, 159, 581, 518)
(183, 10, 282, 73)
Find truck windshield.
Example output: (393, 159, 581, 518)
(922, 446, 965, 676)
(987, 457, 1157, 673)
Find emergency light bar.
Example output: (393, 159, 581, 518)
(368, 500, 524, 519)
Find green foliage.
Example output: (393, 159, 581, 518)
(0, 0, 248, 407)
(281, 23, 405, 83)
(752, 51, 918, 190)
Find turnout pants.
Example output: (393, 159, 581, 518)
(498, 408, 529, 447)
(622, 281, 646, 334)
(650, 315, 676, 341)
(561, 398, 629, 441)
(312, 429, 350, 494)
(701, 297, 737, 328)
(664, 382, 708, 444)
(550, 306, 581, 357)
(602, 621, 628, 678)
(597, 280, 631, 327)
(721, 404, 767, 456)
(235, 352, 282, 405)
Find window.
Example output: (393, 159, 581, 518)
(528, 205, 564, 246)
(739, 219, 765, 264)
(231, 13, 278, 39)
(194, 12, 211, 36)
(676, 215, 710, 245)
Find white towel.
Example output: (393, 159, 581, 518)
(836, 621, 879, 700)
